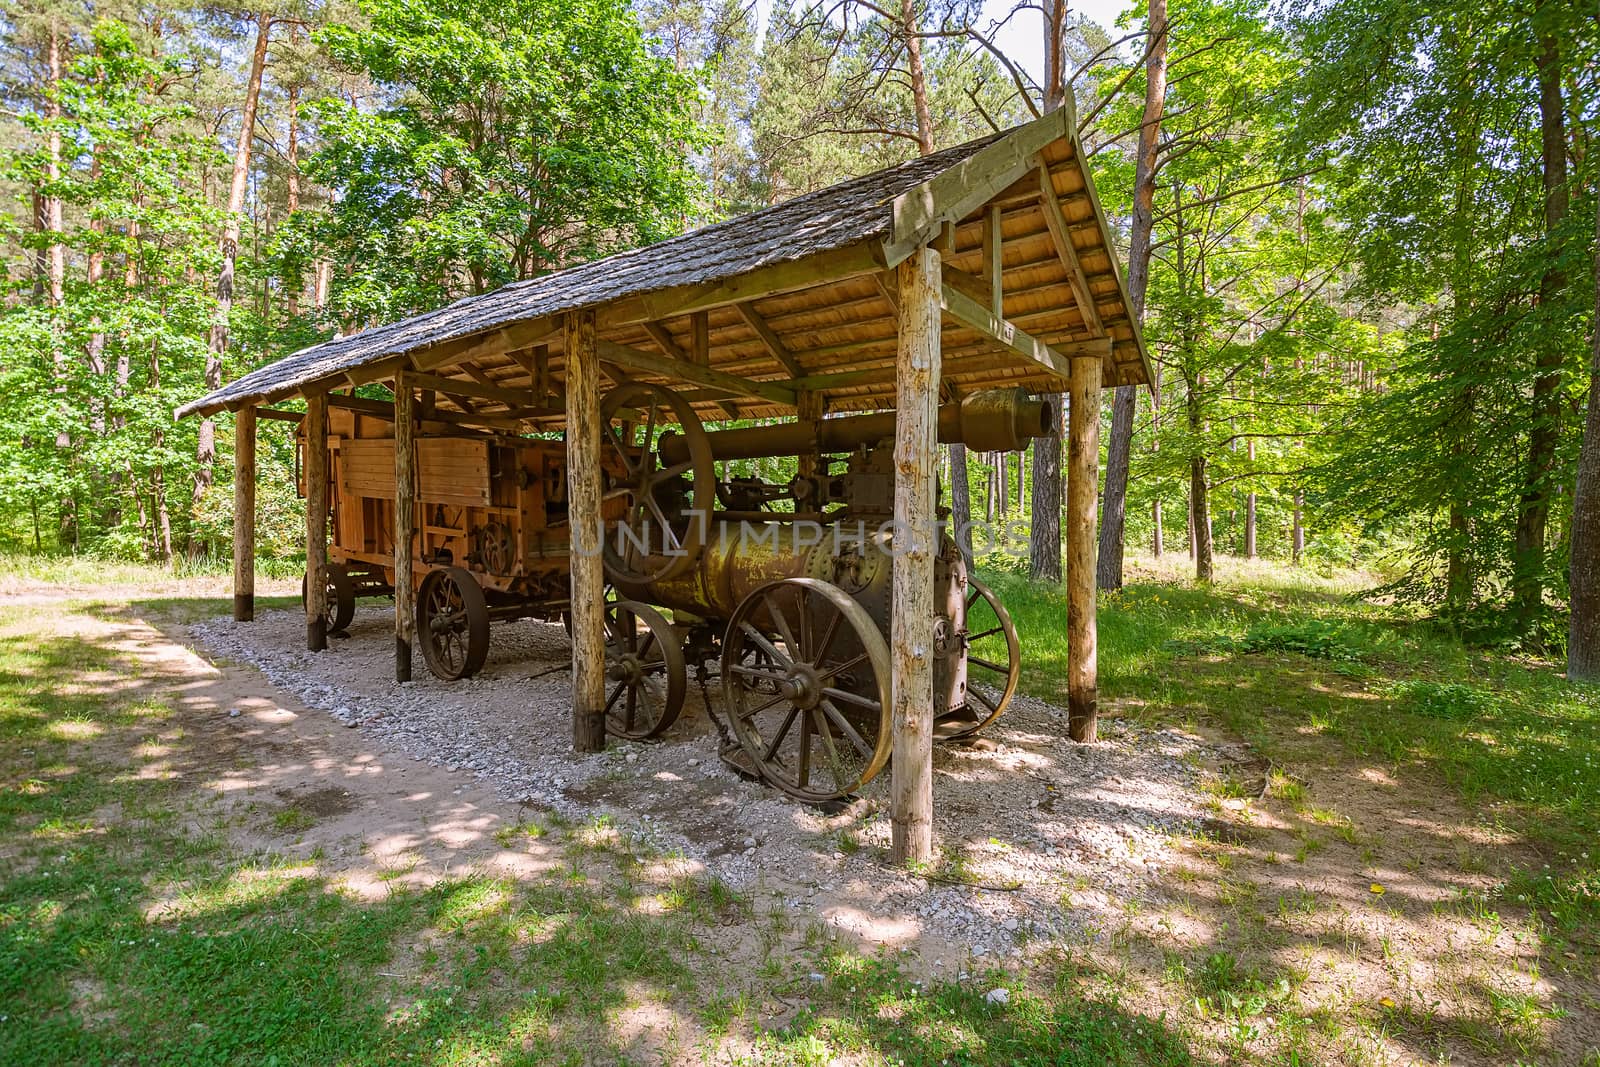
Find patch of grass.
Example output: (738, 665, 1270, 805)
(271, 805, 318, 833)
(749, 953, 1194, 1066)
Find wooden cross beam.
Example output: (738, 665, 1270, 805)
(595, 339, 797, 406)
(1034, 156, 1106, 338)
(938, 277, 1110, 381)
(734, 301, 804, 378)
(409, 370, 528, 409)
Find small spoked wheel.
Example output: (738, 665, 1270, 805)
(599, 382, 714, 584)
(938, 575, 1021, 740)
(417, 566, 491, 681)
(301, 563, 356, 635)
(603, 600, 686, 739)
(720, 578, 891, 803)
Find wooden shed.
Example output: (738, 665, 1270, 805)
(180, 106, 1151, 862)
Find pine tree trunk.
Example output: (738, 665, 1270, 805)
(1244, 437, 1257, 558)
(44, 20, 64, 314)
(284, 57, 301, 318)
(1292, 491, 1304, 564)
(44, 18, 72, 547)
(1512, 26, 1568, 620)
(1027, 5, 1071, 582)
(950, 442, 974, 565)
(1568, 207, 1600, 681)
(1097, 0, 1167, 590)
(194, 12, 271, 530)
(1188, 389, 1212, 582)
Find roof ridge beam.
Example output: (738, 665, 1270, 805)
(884, 108, 1072, 267)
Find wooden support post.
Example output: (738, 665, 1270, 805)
(304, 390, 329, 652)
(982, 204, 1003, 315)
(890, 245, 941, 867)
(690, 310, 710, 366)
(394, 371, 416, 682)
(1066, 354, 1102, 742)
(232, 407, 257, 621)
(565, 309, 607, 753)
(796, 391, 823, 479)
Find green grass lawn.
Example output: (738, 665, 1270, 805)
(2, 554, 1598, 1064)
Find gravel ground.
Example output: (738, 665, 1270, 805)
(191, 600, 1223, 963)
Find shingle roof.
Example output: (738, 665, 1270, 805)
(177, 132, 1007, 419)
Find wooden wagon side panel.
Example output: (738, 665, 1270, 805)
(417, 438, 491, 508)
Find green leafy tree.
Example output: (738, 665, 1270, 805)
(294, 0, 705, 328)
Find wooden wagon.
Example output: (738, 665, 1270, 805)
(299, 406, 634, 678)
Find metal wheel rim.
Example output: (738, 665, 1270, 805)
(720, 578, 891, 803)
(599, 383, 712, 584)
(603, 600, 686, 739)
(417, 567, 489, 681)
(943, 575, 1020, 739)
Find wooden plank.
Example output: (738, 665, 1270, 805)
(256, 407, 302, 423)
(304, 391, 329, 652)
(596, 339, 797, 406)
(873, 271, 899, 316)
(631, 241, 885, 323)
(566, 309, 607, 753)
(416, 439, 491, 507)
(1034, 157, 1106, 337)
(982, 204, 1003, 316)
(734, 301, 804, 377)
(889, 245, 941, 868)
(409, 370, 528, 409)
(341, 439, 397, 499)
(232, 407, 256, 621)
(394, 370, 416, 682)
(642, 321, 688, 361)
(690, 311, 710, 366)
(1066, 355, 1101, 743)
(1063, 128, 1155, 388)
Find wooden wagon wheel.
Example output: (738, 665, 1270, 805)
(938, 575, 1021, 740)
(603, 600, 686, 739)
(301, 563, 356, 635)
(417, 565, 491, 681)
(720, 578, 892, 803)
(599, 383, 713, 584)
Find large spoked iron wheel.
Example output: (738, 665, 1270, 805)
(938, 575, 1020, 741)
(417, 566, 491, 681)
(599, 383, 714, 585)
(301, 563, 356, 635)
(602, 600, 686, 740)
(720, 578, 891, 804)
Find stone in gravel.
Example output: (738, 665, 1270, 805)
(807, 973, 825, 984)
(985, 988, 1009, 1006)
(228, 708, 241, 718)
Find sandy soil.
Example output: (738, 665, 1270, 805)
(189, 600, 1227, 970)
